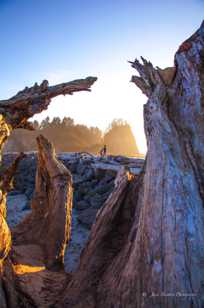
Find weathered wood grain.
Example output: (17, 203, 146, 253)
(58, 21, 204, 308)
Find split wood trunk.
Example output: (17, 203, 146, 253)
(58, 21, 204, 308)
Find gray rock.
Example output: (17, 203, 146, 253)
(77, 185, 88, 196)
(100, 191, 111, 203)
(25, 187, 34, 200)
(75, 200, 90, 211)
(76, 163, 87, 175)
(62, 161, 77, 173)
(93, 181, 114, 195)
(90, 179, 98, 187)
(94, 168, 106, 180)
(73, 174, 83, 185)
(83, 168, 94, 180)
(8, 190, 22, 196)
(73, 190, 83, 203)
(89, 193, 104, 209)
(6, 193, 31, 228)
(61, 208, 91, 272)
(77, 207, 98, 228)
(99, 175, 114, 185)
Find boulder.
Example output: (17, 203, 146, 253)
(77, 208, 98, 229)
(6, 193, 30, 228)
(76, 162, 87, 175)
(75, 200, 90, 211)
(93, 181, 114, 195)
(64, 209, 90, 272)
(89, 193, 104, 209)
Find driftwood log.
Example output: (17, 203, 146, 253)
(0, 77, 96, 307)
(56, 21, 204, 308)
(10, 135, 73, 307)
(1, 21, 204, 308)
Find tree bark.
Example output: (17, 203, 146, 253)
(57, 21, 204, 308)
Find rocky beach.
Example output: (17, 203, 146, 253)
(3, 152, 144, 272)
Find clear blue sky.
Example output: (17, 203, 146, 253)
(0, 0, 203, 153)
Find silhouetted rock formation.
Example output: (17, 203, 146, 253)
(4, 117, 141, 157)
(104, 119, 139, 156)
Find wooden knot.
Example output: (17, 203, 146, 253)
(177, 41, 192, 53)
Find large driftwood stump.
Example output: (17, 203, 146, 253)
(12, 135, 73, 270)
(10, 135, 73, 307)
(0, 77, 97, 307)
(57, 21, 204, 308)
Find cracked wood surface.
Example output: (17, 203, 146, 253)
(58, 21, 204, 308)
(10, 135, 73, 307)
